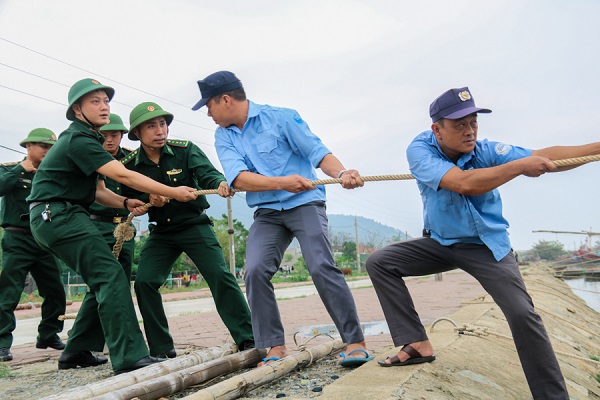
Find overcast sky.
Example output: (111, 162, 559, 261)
(1, 0, 599, 251)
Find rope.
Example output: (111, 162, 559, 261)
(455, 323, 600, 365)
(111, 154, 600, 257)
(292, 331, 336, 366)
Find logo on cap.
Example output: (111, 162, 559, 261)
(92, 80, 99, 85)
(147, 106, 155, 112)
(458, 91, 471, 102)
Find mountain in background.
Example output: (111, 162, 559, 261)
(134, 195, 409, 247)
(205, 195, 410, 246)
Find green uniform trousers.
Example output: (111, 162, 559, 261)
(135, 223, 253, 355)
(30, 202, 148, 370)
(0, 230, 65, 348)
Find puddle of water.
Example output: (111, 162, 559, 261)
(298, 320, 391, 338)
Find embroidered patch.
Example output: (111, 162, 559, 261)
(494, 143, 512, 155)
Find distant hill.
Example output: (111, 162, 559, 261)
(204, 196, 410, 247)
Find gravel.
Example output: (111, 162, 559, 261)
(0, 353, 355, 399)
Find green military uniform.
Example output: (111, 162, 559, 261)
(88, 146, 135, 280)
(28, 118, 149, 371)
(0, 129, 65, 351)
(122, 102, 252, 356)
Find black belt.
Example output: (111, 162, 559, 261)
(4, 226, 32, 235)
(90, 214, 126, 224)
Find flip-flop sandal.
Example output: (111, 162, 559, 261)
(260, 356, 280, 366)
(378, 344, 436, 367)
(339, 349, 374, 367)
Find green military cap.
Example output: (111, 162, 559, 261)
(128, 102, 174, 141)
(66, 78, 115, 121)
(19, 128, 57, 148)
(100, 113, 128, 133)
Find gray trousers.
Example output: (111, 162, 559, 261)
(245, 202, 364, 348)
(365, 237, 567, 400)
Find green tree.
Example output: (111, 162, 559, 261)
(283, 253, 293, 263)
(132, 232, 199, 275)
(293, 256, 306, 274)
(341, 241, 356, 259)
(532, 240, 566, 260)
(211, 214, 249, 269)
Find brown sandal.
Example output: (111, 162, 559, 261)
(378, 344, 436, 367)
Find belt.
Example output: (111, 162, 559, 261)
(4, 226, 32, 235)
(29, 201, 45, 211)
(90, 214, 126, 224)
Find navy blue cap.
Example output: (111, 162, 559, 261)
(191, 71, 243, 110)
(429, 87, 491, 122)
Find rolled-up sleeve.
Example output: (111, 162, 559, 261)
(215, 127, 248, 187)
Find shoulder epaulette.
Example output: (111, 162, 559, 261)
(1, 161, 20, 167)
(121, 147, 134, 153)
(167, 139, 190, 148)
(120, 149, 139, 164)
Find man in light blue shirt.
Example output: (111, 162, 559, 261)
(367, 87, 600, 399)
(192, 71, 372, 368)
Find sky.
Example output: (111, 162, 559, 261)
(1, 0, 599, 251)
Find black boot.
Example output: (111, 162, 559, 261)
(58, 351, 108, 369)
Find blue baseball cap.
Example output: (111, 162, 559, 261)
(429, 87, 491, 122)
(191, 71, 243, 110)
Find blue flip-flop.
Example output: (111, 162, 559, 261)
(261, 356, 280, 365)
(339, 349, 373, 367)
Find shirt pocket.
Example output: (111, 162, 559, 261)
(256, 135, 287, 174)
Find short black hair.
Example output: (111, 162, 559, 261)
(213, 87, 246, 103)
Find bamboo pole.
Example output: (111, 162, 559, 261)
(180, 339, 346, 400)
(16, 300, 73, 310)
(90, 348, 266, 400)
(40, 343, 237, 400)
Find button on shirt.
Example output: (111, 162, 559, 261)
(215, 101, 331, 210)
(407, 130, 532, 261)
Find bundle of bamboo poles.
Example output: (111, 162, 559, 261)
(41, 343, 240, 400)
(180, 338, 346, 400)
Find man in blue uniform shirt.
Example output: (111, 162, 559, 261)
(192, 71, 372, 368)
(366, 87, 600, 400)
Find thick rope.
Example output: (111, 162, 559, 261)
(111, 154, 600, 257)
(455, 323, 600, 365)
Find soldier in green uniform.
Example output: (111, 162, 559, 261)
(122, 102, 254, 358)
(27, 78, 198, 374)
(0, 129, 65, 362)
(90, 113, 135, 281)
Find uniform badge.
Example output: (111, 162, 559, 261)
(458, 91, 471, 101)
(166, 169, 182, 176)
(147, 105, 155, 112)
(92, 80, 99, 84)
(494, 143, 512, 155)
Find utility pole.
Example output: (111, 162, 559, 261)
(227, 197, 236, 276)
(355, 217, 361, 273)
